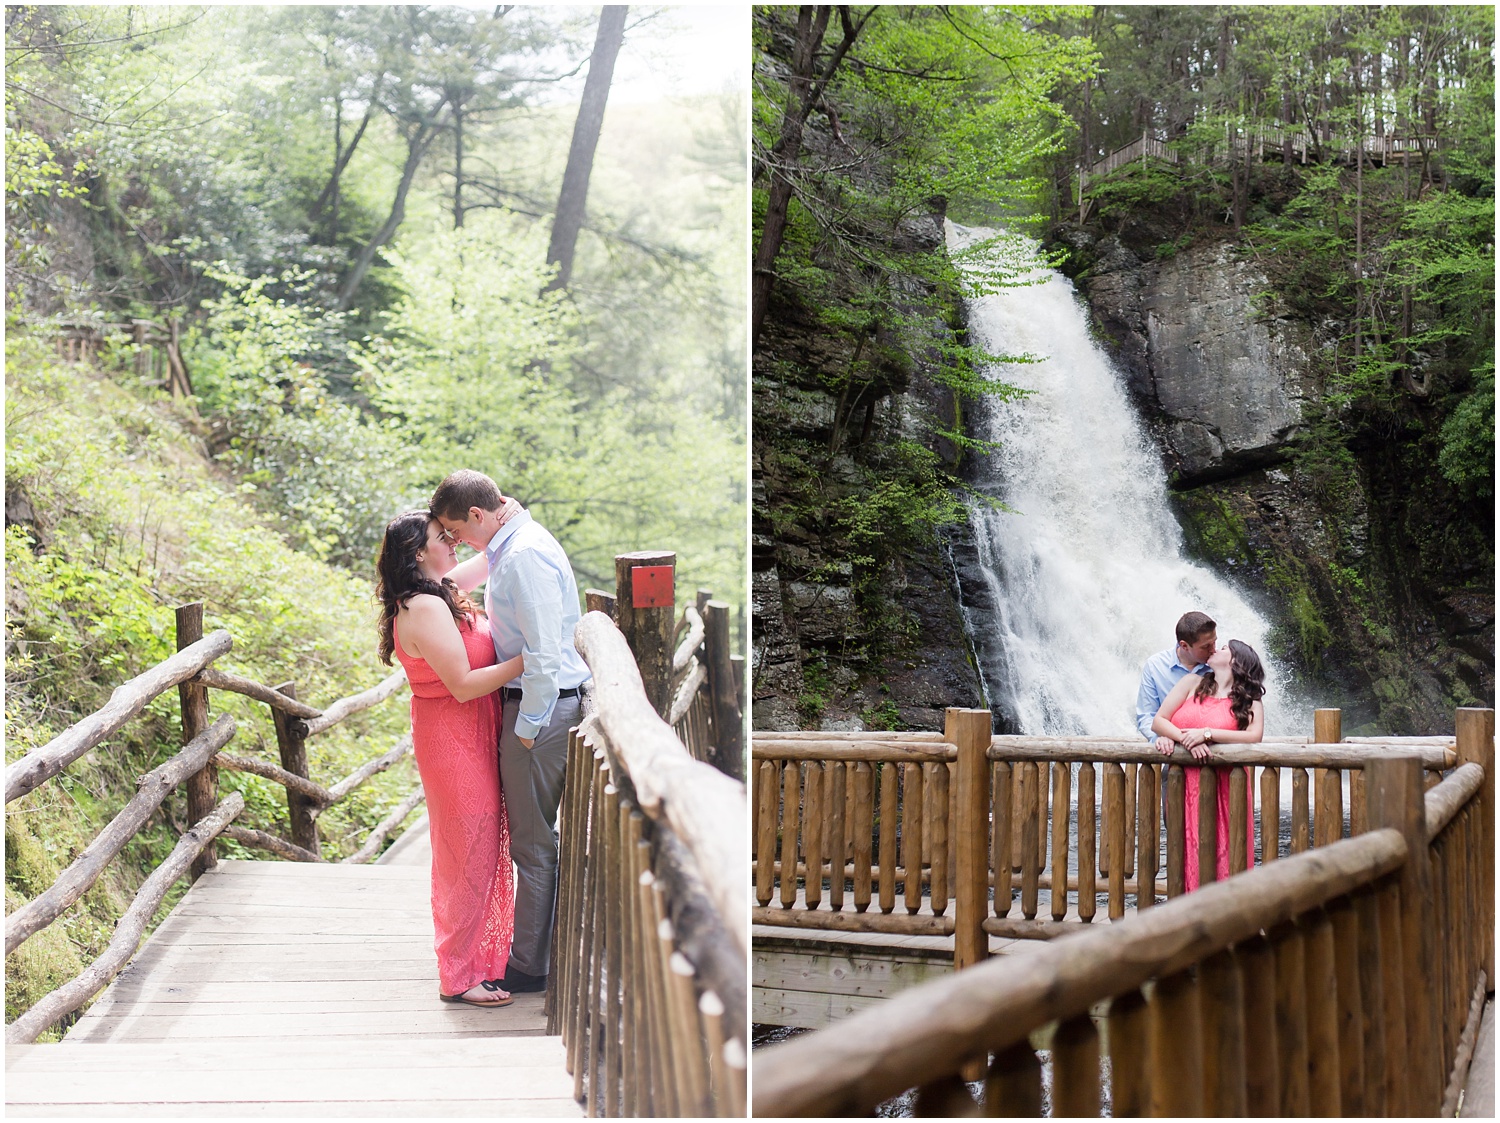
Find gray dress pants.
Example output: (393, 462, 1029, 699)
(498, 693, 581, 978)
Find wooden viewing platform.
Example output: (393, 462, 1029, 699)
(752, 707, 1494, 1115)
(7, 555, 748, 1118)
(5, 819, 580, 1117)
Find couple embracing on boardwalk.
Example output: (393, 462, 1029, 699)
(375, 470, 591, 1008)
(1137, 611, 1268, 891)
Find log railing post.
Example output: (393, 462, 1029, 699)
(614, 551, 676, 718)
(1455, 707, 1495, 990)
(272, 681, 319, 854)
(176, 603, 216, 880)
(950, 708, 991, 974)
(704, 601, 743, 782)
(1366, 754, 1443, 1113)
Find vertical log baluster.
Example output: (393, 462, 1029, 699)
(1328, 896, 1366, 1116)
(1124, 761, 1138, 879)
(1165, 764, 1186, 899)
(1304, 907, 1342, 1116)
(985, 1040, 1042, 1116)
(1240, 933, 1281, 1115)
(802, 763, 824, 910)
(1148, 970, 1203, 1116)
(1078, 762, 1097, 922)
(1197, 766, 1218, 887)
(1019, 762, 1039, 920)
(1291, 767, 1310, 853)
(827, 762, 846, 912)
(878, 761, 898, 913)
(1051, 1012, 1101, 1117)
(1200, 948, 1248, 1117)
(755, 760, 776, 907)
(1260, 765, 1280, 862)
(1135, 761, 1156, 909)
(1107, 988, 1150, 1116)
(1105, 762, 1125, 919)
(903, 763, 925, 915)
(1050, 761, 1071, 923)
(854, 762, 875, 912)
(929, 761, 950, 917)
(779, 762, 800, 909)
(992, 761, 1013, 918)
(1272, 922, 1311, 1115)
(1229, 766, 1248, 875)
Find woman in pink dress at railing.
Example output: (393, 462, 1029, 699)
(376, 510, 522, 1008)
(1152, 639, 1267, 891)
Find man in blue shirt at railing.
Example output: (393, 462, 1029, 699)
(435, 469, 592, 995)
(1137, 611, 1216, 752)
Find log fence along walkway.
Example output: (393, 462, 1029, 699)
(7, 552, 746, 1117)
(752, 705, 1494, 1116)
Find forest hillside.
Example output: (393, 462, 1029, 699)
(5, 4, 746, 1036)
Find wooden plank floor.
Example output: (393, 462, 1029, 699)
(7, 818, 582, 1117)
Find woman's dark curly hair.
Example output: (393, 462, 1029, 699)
(1193, 638, 1267, 730)
(375, 510, 478, 665)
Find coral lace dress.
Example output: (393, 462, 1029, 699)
(1169, 692, 1255, 892)
(394, 615, 513, 995)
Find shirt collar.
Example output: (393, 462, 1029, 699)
(483, 510, 531, 563)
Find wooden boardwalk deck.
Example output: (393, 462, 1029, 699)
(6, 818, 582, 1117)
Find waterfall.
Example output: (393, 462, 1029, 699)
(948, 223, 1299, 737)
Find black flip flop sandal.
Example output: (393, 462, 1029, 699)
(439, 979, 514, 1007)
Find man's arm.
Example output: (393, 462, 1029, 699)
(511, 551, 563, 743)
(1135, 663, 1161, 741)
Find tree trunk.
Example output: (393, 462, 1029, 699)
(335, 115, 446, 311)
(309, 96, 377, 238)
(751, 5, 869, 350)
(453, 101, 465, 228)
(545, 5, 628, 292)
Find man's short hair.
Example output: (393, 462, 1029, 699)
(430, 470, 503, 520)
(1176, 611, 1217, 645)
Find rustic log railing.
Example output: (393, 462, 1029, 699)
(53, 315, 193, 399)
(752, 709, 1468, 956)
(550, 609, 748, 1117)
(3, 601, 422, 1043)
(590, 555, 745, 784)
(754, 707, 1494, 1116)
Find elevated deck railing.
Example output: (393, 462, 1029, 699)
(755, 707, 1494, 1116)
(552, 604, 748, 1116)
(752, 708, 1464, 956)
(3, 602, 420, 1043)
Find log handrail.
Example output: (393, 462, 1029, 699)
(300, 668, 408, 737)
(5, 715, 237, 956)
(4, 630, 233, 804)
(672, 605, 705, 675)
(1426, 762, 1484, 841)
(576, 610, 747, 956)
(211, 733, 413, 809)
(4, 793, 247, 1045)
(342, 785, 427, 864)
(754, 825, 1408, 1116)
(986, 738, 1454, 769)
(194, 667, 322, 718)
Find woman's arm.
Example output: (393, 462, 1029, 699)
(399, 597, 523, 702)
(448, 551, 490, 593)
(1151, 675, 1210, 759)
(1204, 700, 1265, 744)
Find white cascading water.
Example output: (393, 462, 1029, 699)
(948, 222, 1300, 737)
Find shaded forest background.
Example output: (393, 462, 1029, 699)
(751, 4, 1492, 730)
(4, 3, 745, 1033)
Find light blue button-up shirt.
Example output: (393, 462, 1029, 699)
(483, 512, 592, 740)
(1135, 647, 1209, 740)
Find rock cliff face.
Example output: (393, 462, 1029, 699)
(752, 211, 985, 733)
(1055, 227, 1493, 734)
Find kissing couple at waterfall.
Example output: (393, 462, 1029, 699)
(375, 470, 591, 1008)
(1137, 611, 1267, 891)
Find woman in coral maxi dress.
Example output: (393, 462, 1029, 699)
(376, 510, 522, 1007)
(1152, 639, 1267, 891)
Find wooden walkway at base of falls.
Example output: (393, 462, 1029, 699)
(5, 818, 582, 1118)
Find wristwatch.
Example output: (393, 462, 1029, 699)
(1203, 728, 1214, 742)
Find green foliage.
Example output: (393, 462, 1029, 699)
(860, 698, 902, 732)
(5, 335, 419, 1029)
(1437, 360, 1495, 499)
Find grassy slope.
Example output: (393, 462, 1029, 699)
(5, 333, 416, 1036)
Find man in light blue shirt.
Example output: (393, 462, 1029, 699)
(434, 470, 591, 993)
(1136, 611, 1217, 751)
